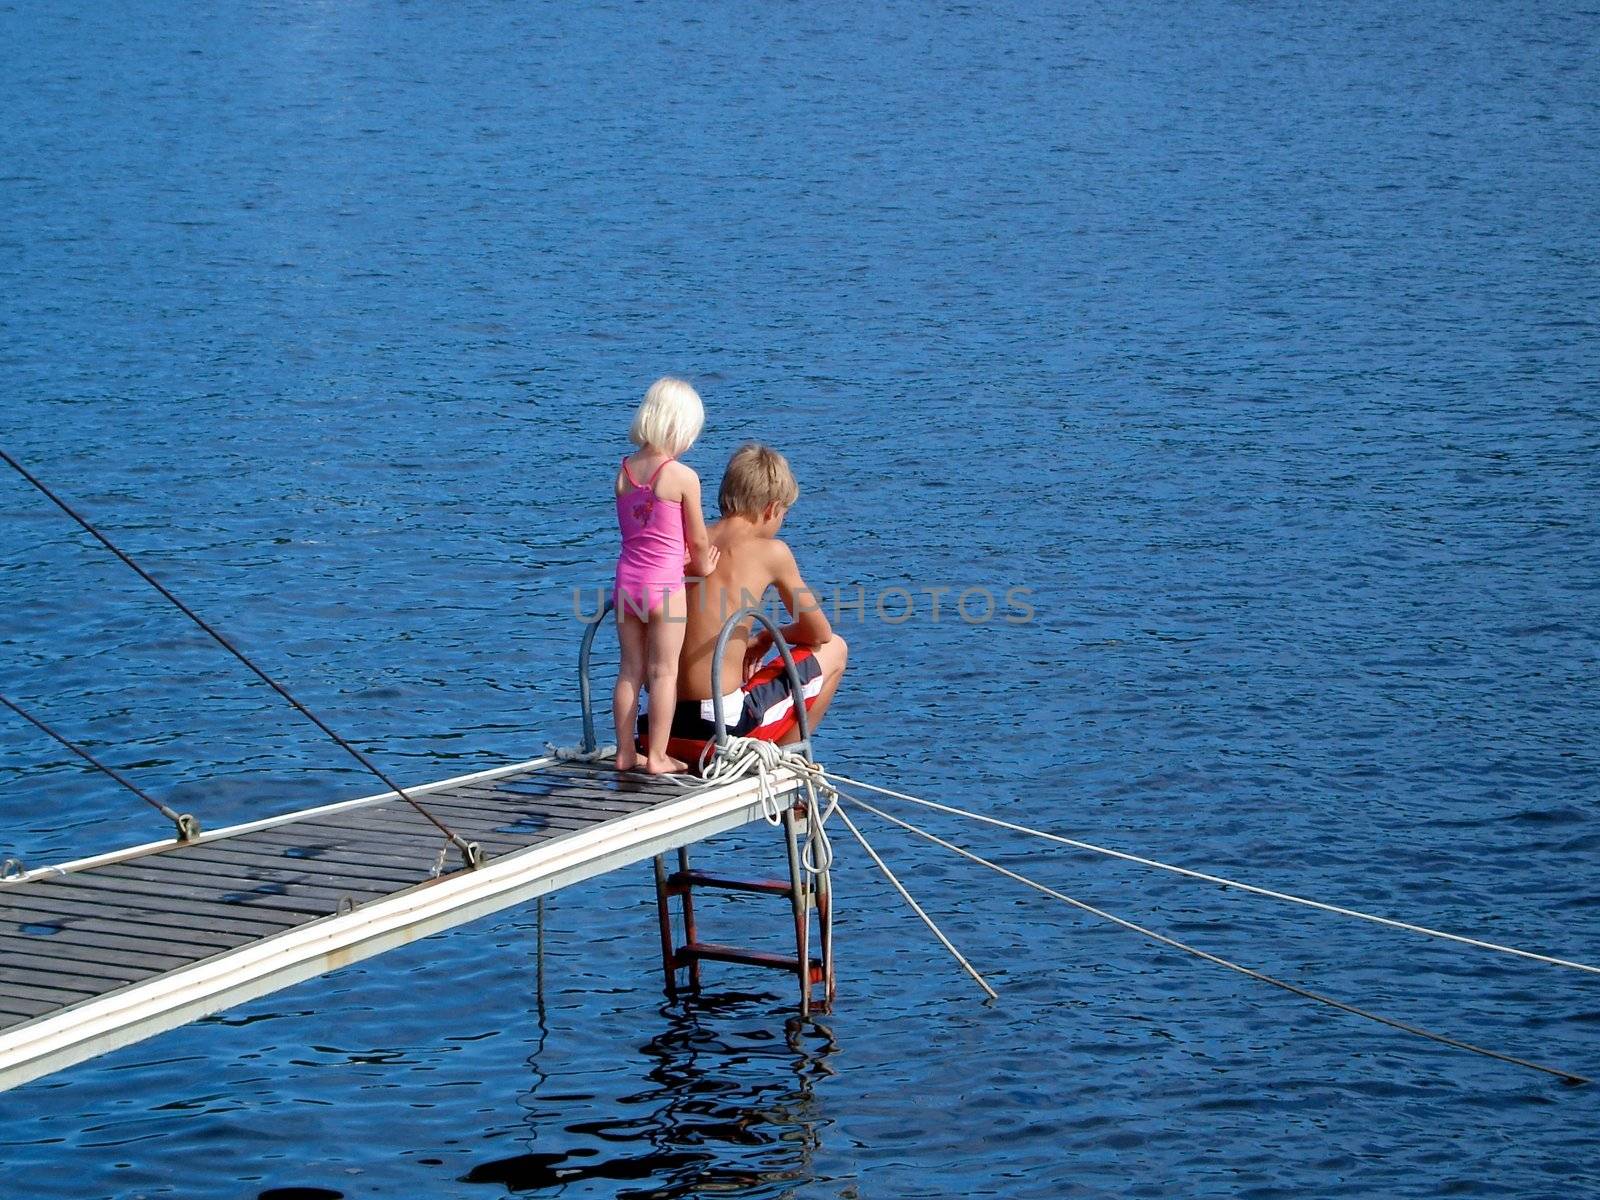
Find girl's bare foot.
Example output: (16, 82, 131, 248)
(615, 748, 638, 771)
(644, 753, 687, 775)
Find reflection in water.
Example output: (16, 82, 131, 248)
(466, 995, 837, 1196)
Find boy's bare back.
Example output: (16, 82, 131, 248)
(678, 520, 816, 701)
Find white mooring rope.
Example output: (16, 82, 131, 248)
(837, 785, 1589, 1087)
(818, 769, 1600, 978)
(833, 803, 998, 1000)
(546, 741, 618, 763)
(555, 737, 839, 873)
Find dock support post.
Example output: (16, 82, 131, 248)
(676, 847, 701, 992)
(536, 896, 547, 1013)
(652, 854, 678, 998)
(782, 806, 811, 1018)
(816, 845, 835, 1006)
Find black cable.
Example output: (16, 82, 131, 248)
(0, 692, 198, 840)
(0, 446, 482, 868)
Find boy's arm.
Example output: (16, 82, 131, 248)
(765, 539, 832, 649)
(677, 470, 719, 577)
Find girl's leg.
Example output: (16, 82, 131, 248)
(644, 588, 689, 774)
(613, 605, 647, 771)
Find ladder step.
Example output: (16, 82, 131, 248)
(678, 941, 824, 984)
(666, 870, 793, 898)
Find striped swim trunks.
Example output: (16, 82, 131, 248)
(639, 648, 824, 761)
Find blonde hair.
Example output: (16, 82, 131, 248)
(718, 443, 800, 518)
(628, 377, 704, 457)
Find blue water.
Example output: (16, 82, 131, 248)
(3, 1, 1598, 1195)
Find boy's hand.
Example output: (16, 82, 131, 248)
(742, 629, 774, 683)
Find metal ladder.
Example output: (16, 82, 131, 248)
(652, 798, 835, 1015)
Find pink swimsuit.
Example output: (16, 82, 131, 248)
(614, 454, 686, 616)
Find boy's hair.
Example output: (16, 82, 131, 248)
(719, 443, 800, 518)
(629, 377, 704, 457)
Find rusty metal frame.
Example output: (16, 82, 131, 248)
(646, 604, 835, 1015)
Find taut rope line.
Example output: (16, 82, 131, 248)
(0, 448, 482, 869)
(839, 787, 1589, 1087)
(833, 803, 998, 1000)
(819, 769, 1600, 978)
(0, 693, 199, 841)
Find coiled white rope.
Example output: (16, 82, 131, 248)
(699, 738, 790, 824)
(699, 737, 836, 876)
(837, 785, 1590, 1086)
(819, 769, 1600, 978)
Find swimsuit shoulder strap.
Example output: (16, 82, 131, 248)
(644, 456, 676, 488)
(620, 454, 644, 489)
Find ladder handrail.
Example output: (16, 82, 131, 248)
(710, 605, 813, 759)
(578, 597, 615, 753)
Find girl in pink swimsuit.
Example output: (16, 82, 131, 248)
(613, 377, 719, 774)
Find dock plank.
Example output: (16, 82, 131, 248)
(0, 887, 298, 940)
(52, 870, 354, 919)
(1, 954, 147, 988)
(444, 785, 654, 816)
(1, 979, 102, 1009)
(0, 923, 234, 962)
(30, 875, 321, 928)
(531, 763, 690, 791)
(287, 808, 532, 850)
(403, 795, 594, 825)
(0, 995, 85, 1022)
(93, 857, 417, 902)
(183, 834, 446, 879)
(0, 935, 195, 975)
(470, 767, 677, 793)
(266, 816, 521, 852)
(410, 794, 627, 827)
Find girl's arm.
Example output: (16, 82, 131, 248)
(678, 469, 720, 577)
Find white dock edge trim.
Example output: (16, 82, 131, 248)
(3, 753, 563, 885)
(0, 767, 801, 1094)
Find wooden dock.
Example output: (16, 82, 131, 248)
(0, 754, 804, 1093)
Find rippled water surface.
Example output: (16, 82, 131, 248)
(3, 2, 1598, 1196)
